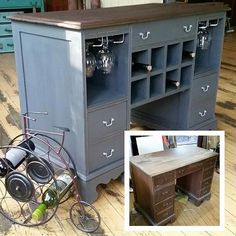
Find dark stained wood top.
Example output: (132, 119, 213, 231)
(10, 3, 229, 30)
(130, 146, 218, 176)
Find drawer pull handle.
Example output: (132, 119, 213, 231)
(162, 190, 169, 196)
(199, 110, 207, 117)
(7, 43, 14, 47)
(183, 25, 193, 33)
(2, 16, 7, 19)
(201, 85, 210, 92)
(163, 202, 170, 207)
(139, 31, 150, 40)
(103, 149, 114, 159)
(4, 29, 12, 33)
(102, 118, 115, 127)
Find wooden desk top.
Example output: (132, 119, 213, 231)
(130, 146, 218, 176)
(10, 3, 229, 30)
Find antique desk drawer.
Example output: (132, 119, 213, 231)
(192, 74, 218, 103)
(176, 161, 203, 178)
(0, 37, 14, 53)
(155, 196, 175, 213)
(0, 24, 12, 36)
(189, 100, 215, 127)
(203, 166, 215, 179)
(201, 177, 213, 189)
(203, 157, 216, 168)
(87, 132, 124, 172)
(88, 101, 127, 142)
(154, 183, 175, 203)
(200, 185, 211, 196)
(153, 171, 175, 188)
(155, 206, 174, 223)
(132, 17, 196, 48)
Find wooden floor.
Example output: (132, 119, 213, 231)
(0, 30, 236, 235)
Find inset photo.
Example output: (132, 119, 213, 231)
(125, 131, 224, 231)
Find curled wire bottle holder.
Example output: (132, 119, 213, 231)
(0, 112, 101, 233)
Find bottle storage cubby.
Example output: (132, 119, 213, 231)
(131, 78, 148, 104)
(167, 43, 181, 68)
(132, 49, 150, 77)
(86, 33, 129, 107)
(151, 46, 165, 72)
(194, 18, 224, 76)
(180, 65, 193, 87)
(166, 69, 180, 93)
(182, 40, 195, 64)
(150, 74, 164, 98)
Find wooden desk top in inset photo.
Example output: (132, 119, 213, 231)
(130, 146, 218, 176)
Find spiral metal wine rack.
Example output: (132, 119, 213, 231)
(0, 132, 101, 233)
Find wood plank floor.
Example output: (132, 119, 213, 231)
(0, 30, 236, 235)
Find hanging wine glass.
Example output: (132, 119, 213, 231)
(96, 38, 114, 75)
(197, 29, 212, 50)
(85, 44, 96, 78)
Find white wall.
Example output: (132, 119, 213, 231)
(101, 0, 163, 7)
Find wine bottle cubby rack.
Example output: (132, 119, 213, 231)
(131, 39, 195, 108)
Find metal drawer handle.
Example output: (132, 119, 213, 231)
(162, 190, 169, 196)
(199, 110, 207, 117)
(139, 31, 150, 40)
(103, 149, 114, 159)
(4, 29, 12, 33)
(201, 85, 210, 92)
(163, 202, 170, 207)
(183, 25, 193, 33)
(102, 118, 115, 127)
(7, 43, 14, 47)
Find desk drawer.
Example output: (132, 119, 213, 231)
(155, 196, 174, 213)
(0, 37, 14, 53)
(154, 184, 175, 203)
(153, 171, 175, 188)
(201, 177, 213, 189)
(132, 17, 196, 48)
(155, 206, 174, 223)
(0, 11, 23, 23)
(0, 0, 42, 8)
(203, 167, 215, 179)
(191, 74, 218, 104)
(203, 157, 216, 168)
(200, 185, 211, 196)
(88, 101, 127, 142)
(0, 24, 12, 36)
(87, 132, 124, 173)
(189, 100, 215, 127)
(176, 162, 203, 178)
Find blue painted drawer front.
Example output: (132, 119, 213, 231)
(0, 23, 12, 36)
(189, 100, 215, 128)
(132, 17, 196, 48)
(0, 37, 14, 52)
(88, 101, 127, 143)
(0, 0, 43, 9)
(0, 11, 24, 23)
(191, 74, 218, 105)
(87, 132, 124, 173)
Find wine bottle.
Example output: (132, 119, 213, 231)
(32, 170, 73, 221)
(0, 139, 35, 178)
(182, 50, 196, 59)
(166, 80, 180, 87)
(132, 62, 152, 72)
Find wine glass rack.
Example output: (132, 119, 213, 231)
(0, 112, 101, 233)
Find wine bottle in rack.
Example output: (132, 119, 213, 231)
(166, 80, 180, 87)
(182, 50, 196, 59)
(32, 170, 74, 221)
(132, 62, 152, 72)
(0, 139, 35, 178)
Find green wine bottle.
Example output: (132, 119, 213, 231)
(32, 170, 73, 221)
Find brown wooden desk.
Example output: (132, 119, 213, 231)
(130, 146, 218, 226)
